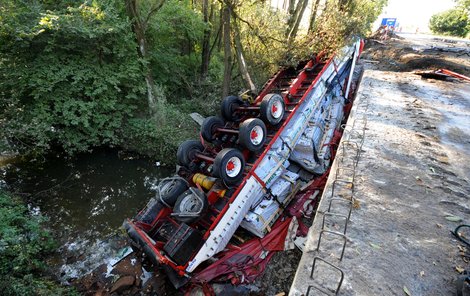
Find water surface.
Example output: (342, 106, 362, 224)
(1, 149, 173, 280)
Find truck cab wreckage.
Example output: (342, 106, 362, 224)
(124, 38, 364, 290)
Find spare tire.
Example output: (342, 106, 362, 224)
(260, 93, 285, 125)
(221, 95, 244, 122)
(239, 118, 267, 152)
(157, 177, 189, 207)
(201, 116, 225, 143)
(172, 188, 209, 224)
(212, 148, 245, 186)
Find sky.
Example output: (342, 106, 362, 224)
(374, 0, 457, 32)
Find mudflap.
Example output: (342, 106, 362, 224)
(163, 264, 190, 289)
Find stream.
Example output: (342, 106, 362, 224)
(1, 149, 173, 282)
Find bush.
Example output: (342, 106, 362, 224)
(0, 190, 75, 295)
(429, 8, 469, 37)
(121, 102, 199, 164)
(0, 0, 146, 155)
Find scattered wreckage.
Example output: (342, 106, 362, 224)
(124, 38, 364, 290)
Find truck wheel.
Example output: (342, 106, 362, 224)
(176, 140, 204, 168)
(158, 177, 189, 207)
(173, 188, 209, 224)
(201, 116, 225, 143)
(239, 118, 267, 152)
(221, 96, 244, 122)
(260, 93, 285, 125)
(212, 148, 245, 185)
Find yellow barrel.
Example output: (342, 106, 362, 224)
(192, 173, 216, 190)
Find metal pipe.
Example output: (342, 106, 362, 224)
(217, 128, 239, 134)
(195, 153, 214, 163)
(345, 40, 359, 98)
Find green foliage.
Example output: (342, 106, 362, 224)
(429, 8, 469, 37)
(457, 0, 470, 10)
(0, 190, 75, 295)
(0, 0, 146, 155)
(0, 0, 389, 162)
(236, 1, 289, 89)
(292, 0, 387, 60)
(121, 100, 198, 163)
(146, 0, 207, 101)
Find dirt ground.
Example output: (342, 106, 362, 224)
(290, 35, 470, 295)
(362, 34, 470, 77)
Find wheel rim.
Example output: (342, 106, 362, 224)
(179, 193, 202, 213)
(160, 181, 175, 195)
(250, 125, 264, 145)
(225, 156, 242, 178)
(271, 100, 283, 119)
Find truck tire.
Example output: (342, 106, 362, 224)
(176, 140, 204, 168)
(172, 188, 209, 224)
(260, 93, 285, 125)
(221, 95, 244, 122)
(212, 148, 245, 185)
(239, 118, 267, 152)
(201, 116, 225, 143)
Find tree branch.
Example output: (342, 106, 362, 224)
(143, 0, 166, 32)
(217, 0, 283, 47)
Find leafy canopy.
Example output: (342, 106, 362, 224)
(429, 8, 469, 37)
(0, 0, 146, 155)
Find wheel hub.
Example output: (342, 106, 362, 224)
(180, 194, 201, 213)
(249, 125, 264, 145)
(225, 156, 242, 177)
(271, 100, 283, 119)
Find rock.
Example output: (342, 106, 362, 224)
(110, 275, 135, 294)
(111, 255, 142, 278)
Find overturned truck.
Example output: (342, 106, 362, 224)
(124, 38, 364, 289)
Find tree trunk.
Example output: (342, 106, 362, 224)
(217, 6, 224, 51)
(222, 5, 232, 98)
(288, 0, 296, 14)
(286, 0, 298, 30)
(233, 20, 257, 94)
(287, 0, 308, 42)
(308, 0, 321, 33)
(125, 0, 166, 110)
(200, 0, 211, 79)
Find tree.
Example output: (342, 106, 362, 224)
(308, 0, 321, 33)
(222, 4, 232, 98)
(286, 0, 309, 42)
(233, 18, 257, 94)
(0, 0, 147, 155)
(200, 0, 214, 80)
(429, 8, 469, 37)
(125, 0, 166, 110)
